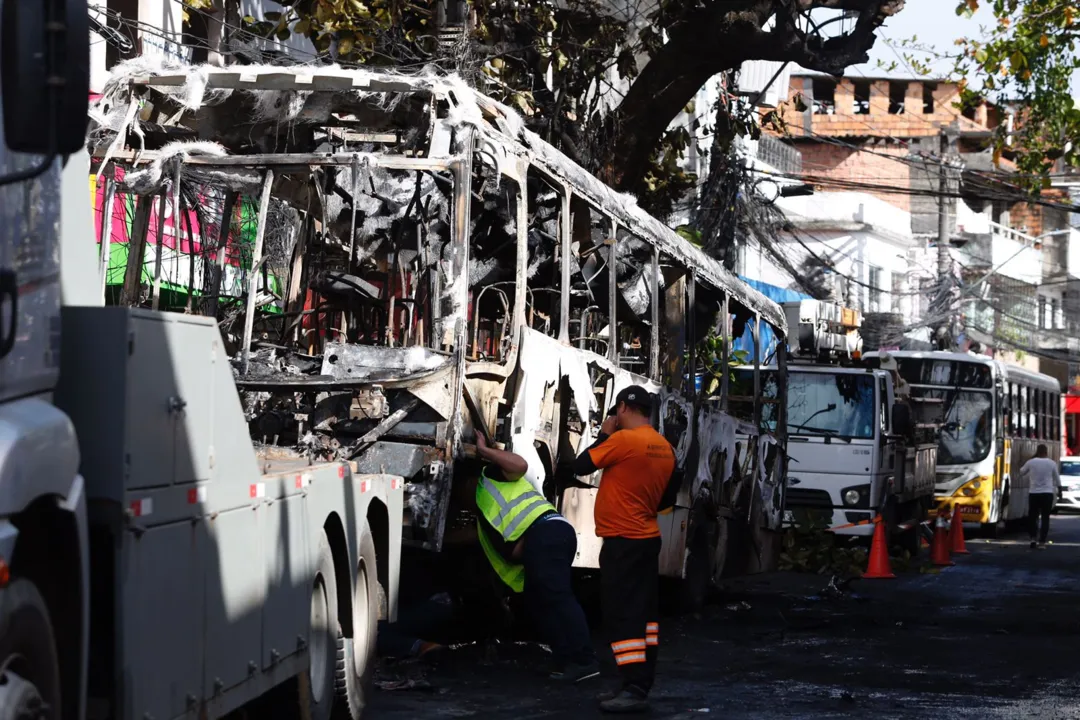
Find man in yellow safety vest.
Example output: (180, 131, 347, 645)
(474, 430, 598, 683)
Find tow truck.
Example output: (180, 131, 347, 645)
(0, 4, 402, 720)
(776, 300, 938, 552)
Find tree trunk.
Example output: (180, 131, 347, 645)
(600, 6, 773, 191)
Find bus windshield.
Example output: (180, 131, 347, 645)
(914, 388, 993, 465)
(787, 372, 876, 440)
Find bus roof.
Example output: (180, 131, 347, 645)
(96, 61, 787, 334)
(863, 350, 1061, 393)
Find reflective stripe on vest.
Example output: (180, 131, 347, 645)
(475, 468, 557, 593)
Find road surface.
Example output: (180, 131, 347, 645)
(367, 515, 1080, 719)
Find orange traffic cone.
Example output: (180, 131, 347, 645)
(949, 505, 969, 555)
(930, 509, 954, 567)
(862, 518, 895, 579)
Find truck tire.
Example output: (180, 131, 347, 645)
(888, 500, 920, 559)
(336, 527, 379, 720)
(303, 535, 340, 720)
(0, 579, 61, 720)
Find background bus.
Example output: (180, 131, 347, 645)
(865, 351, 1061, 536)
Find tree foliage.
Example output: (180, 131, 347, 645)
(224, 0, 905, 213)
(952, 0, 1080, 184)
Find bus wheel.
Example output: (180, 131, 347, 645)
(337, 528, 380, 720)
(0, 579, 61, 720)
(303, 536, 339, 720)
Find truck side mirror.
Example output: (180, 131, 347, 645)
(891, 404, 913, 438)
(1, 0, 89, 156)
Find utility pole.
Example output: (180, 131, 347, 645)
(934, 125, 957, 350)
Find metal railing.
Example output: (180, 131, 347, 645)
(988, 220, 1036, 245)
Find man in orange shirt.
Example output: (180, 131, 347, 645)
(574, 385, 676, 714)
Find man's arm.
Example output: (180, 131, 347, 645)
(657, 469, 680, 514)
(476, 432, 529, 480)
(573, 415, 619, 475)
(1053, 462, 1061, 492)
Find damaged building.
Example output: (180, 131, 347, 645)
(87, 59, 790, 587)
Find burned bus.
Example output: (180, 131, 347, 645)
(89, 62, 788, 605)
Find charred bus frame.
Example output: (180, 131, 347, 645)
(89, 65, 789, 588)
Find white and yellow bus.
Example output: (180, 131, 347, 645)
(864, 351, 1062, 535)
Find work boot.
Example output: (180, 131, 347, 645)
(1030, 540, 1038, 549)
(550, 661, 600, 683)
(599, 688, 649, 714)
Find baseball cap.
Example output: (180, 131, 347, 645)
(613, 385, 654, 414)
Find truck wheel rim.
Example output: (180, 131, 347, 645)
(0, 669, 48, 720)
(309, 575, 330, 705)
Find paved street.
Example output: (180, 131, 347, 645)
(368, 516, 1080, 719)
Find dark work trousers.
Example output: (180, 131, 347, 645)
(522, 516, 596, 667)
(599, 535, 662, 696)
(1028, 492, 1055, 543)
(377, 593, 456, 658)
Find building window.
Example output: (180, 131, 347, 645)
(868, 266, 882, 313)
(891, 273, 903, 313)
(1039, 295, 1048, 329)
(812, 78, 835, 115)
(889, 82, 907, 114)
(853, 80, 871, 115)
(923, 83, 937, 114)
(1051, 297, 1060, 329)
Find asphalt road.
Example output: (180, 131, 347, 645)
(367, 515, 1080, 719)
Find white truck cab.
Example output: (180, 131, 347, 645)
(776, 301, 937, 551)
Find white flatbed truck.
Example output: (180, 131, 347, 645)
(0, 6, 402, 720)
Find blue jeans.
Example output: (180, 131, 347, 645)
(522, 515, 596, 667)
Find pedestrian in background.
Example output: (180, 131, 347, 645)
(574, 386, 676, 714)
(1021, 444, 1060, 549)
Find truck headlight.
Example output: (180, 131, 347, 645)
(843, 489, 861, 506)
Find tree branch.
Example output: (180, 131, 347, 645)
(601, 0, 904, 192)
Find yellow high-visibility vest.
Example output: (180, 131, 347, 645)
(475, 467, 556, 592)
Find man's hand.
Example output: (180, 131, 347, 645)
(600, 415, 618, 436)
(475, 429, 493, 461)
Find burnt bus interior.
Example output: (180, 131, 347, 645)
(89, 65, 786, 559)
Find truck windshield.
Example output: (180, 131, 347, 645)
(787, 373, 875, 440)
(913, 388, 992, 465)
